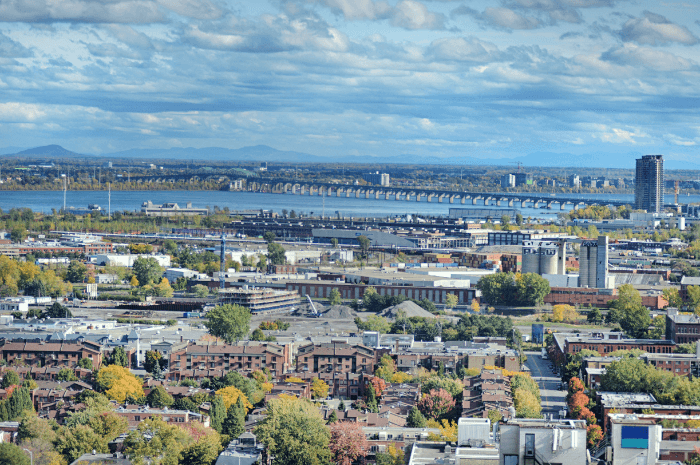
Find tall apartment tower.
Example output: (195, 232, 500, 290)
(579, 236, 610, 289)
(635, 155, 664, 213)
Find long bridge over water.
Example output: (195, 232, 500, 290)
(240, 177, 628, 211)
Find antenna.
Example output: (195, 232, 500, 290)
(220, 234, 226, 289)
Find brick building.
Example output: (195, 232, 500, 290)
(549, 332, 675, 367)
(462, 369, 514, 419)
(666, 310, 700, 344)
(168, 342, 290, 379)
(113, 405, 210, 428)
(0, 339, 102, 369)
(457, 252, 521, 272)
(680, 276, 700, 302)
(296, 343, 376, 375)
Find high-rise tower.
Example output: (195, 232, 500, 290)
(635, 155, 664, 213)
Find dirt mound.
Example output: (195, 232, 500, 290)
(323, 305, 357, 319)
(381, 300, 436, 319)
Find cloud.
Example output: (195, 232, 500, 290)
(307, 0, 391, 20)
(483, 7, 540, 30)
(664, 134, 697, 146)
(103, 25, 154, 50)
(425, 36, 502, 63)
(0, 0, 167, 23)
(157, 0, 223, 20)
(592, 125, 648, 144)
(390, 0, 445, 30)
(601, 44, 696, 71)
(619, 11, 698, 45)
(0, 33, 33, 58)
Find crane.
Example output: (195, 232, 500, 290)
(306, 295, 321, 318)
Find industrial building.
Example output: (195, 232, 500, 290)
(634, 155, 664, 213)
(521, 240, 566, 275)
(141, 201, 209, 217)
(579, 235, 613, 289)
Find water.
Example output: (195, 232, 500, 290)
(0, 190, 693, 220)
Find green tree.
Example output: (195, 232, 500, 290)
(263, 232, 276, 243)
(328, 288, 342, 305)
(132, 257, 163, 286)
(267, 242, 286, 265)
(662, 288, 683, 309)
(77, 357, 93, 370)
(210, 395, 226, 433)
(357, 235, 371, 257)
(178, 432, 222, 465)
(1, 370, 19, 388)
(608, 284, 651, 338)
(45, 302, 72, 318)
(66, 260, 87, 283)
(688, 285, 700, 313)
(9, 228, 27, 244)
(222, 397, 246, 438)
(204, 304, 251, 344)
(515, 213, 524, 226)
(330, 238, 339, 248)
(586, 307, 603, 324)
(146, 386, 174, 408)
(193, 284, 209, 298)
(354, 314, 391, 333)
(445, 294, 458, 309)
(0, 442, 29, 465)
(250, 328, 266, 341)
(57, 368, 78, 382)
(108, 347, 129, 367)
(144, 350, 165, 375)
(254, 396, 331, 465)
(406, 406, 427, 427)
(515, 273, 551, 306)
(476, 272, 517, 306)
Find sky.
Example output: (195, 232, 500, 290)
(0, 0, 699, 166)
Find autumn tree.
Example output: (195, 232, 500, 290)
(312, 378, 330, 399)
(552, 304, 580, 323)
(215, 385, 253, 411)
(471, 299, 480, 313)
(330, 421, 369, 465)
(417, 389, 456, 420)
(204, 304, 251, 344)
(445, 293, 458, 310)
(254, 395, 331, 465)
(96, 365, 144, 403)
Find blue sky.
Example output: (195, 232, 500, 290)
(0, 0, 699, 166)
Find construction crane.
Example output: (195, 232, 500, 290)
(509, 161, 524, 173)
(306, 295, 321, 318)
(675, 180, 680, 205)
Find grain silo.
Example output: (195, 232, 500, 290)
(538, 242, 559, 275)
(522, 241, 541, 274)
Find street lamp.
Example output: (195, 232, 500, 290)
(22, 448, 33, 465)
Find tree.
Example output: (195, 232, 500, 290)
(514, 389, 542, 418)
(587, 307, 603, 324)
(146, 386, 174, 408)
(515, 273, 551, 306)
(45, 302, 72, 318)
(407, 406, 427, 427)
(331, 238, 339, 248)
(267, 242, 287, 265)
(357, 235, 371, 257)
(471, 299, 480, 313)
(66, 260, 87, 283)
(124, 417, 190, 465)
(552, 304, 580, 323)
(223, 397, 246, 438)
(445, 294, 458, 310)
(0, 442, 29, 465)
(215, 385, 253, 410)
(476, 273, 517, 306)
(178, 428, 223, 465)
(193, 284, 209, 298)
(144, 350, 165, 375)
(608, 284, 651, 338)
(254, 395, 331, 465)
(263, 232, 276, 243)
(204, 304, 251, 344)
(132, 257, 163, 286)
(96, 365, 144, 403)
(354, 314, 391, 333)
(376, 443, 405, 465)
(587, 424, 604, 448)
(417, 389, 456, 420)
(57, 368, 78, 381)
(516, 213, 524, 226)
(108, 347, 129, 367)
(330, 421, 369, 465)
(688, 285, 700, 313)
(155, 278, 174, 298)
(250, 328, 266, 341)
(1, 370, 19, 388)
(130, 275, 139, 287)
(422, 377, 463, 397)
(312, 378, 330, 399)
(328, 288, 342, 305)
(210, 395, 226, 433)
(662, 288, 683, 309)
(375, 354, 397, 382)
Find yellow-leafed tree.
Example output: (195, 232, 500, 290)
(311, 378, 330, 399)
(96, 365, 144, 403)
(215, 386, 253, 410)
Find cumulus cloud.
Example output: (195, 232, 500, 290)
(601, 44, 696, 71)
(307, 0, 391, 20)
(483, 7, 540, 30)
(157, 0, 222, 20)
(619, 11, 698, 45)
(425, 36, 502, 63)
(390, 0, 445, 30)
(0, 0, 167, 23)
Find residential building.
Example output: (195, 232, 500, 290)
(635, 155, 664, 213)
(218, 286, 300, 314)
(362, 172, 390, 186)
(168, 342, 289, 379)
(113, 405, 209, 428)
(549, 332, 675, 367)
(462, 369, 513, 419)
(680, 276, 700, 303)
(501, 174, 516, 189)
(497, 418, 587, 465)
(0, 339, 103, 369)
(568, 174, 580, 188)
(296, 342, 376, 375)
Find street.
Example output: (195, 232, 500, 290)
(524, 351, 567, 417)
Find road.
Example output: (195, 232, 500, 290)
(524, 351, 567, 418)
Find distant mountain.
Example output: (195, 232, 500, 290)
(0, 146, 27, 155)
(14, 145, 85, 158)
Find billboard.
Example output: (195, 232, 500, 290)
(621, 426, 649, 449)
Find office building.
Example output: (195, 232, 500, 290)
(514, 173, 533, 186)
(635, 155, 664, 213)
(497, 418, 587, 465)
(568, 174, 580, 188)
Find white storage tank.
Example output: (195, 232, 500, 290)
(538, 242, 559, 275)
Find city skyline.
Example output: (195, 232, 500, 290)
(0, 1, 699, 167)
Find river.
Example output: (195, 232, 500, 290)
(0, 190, 694, 220)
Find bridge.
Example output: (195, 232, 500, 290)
(238, 177, 628, 211)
